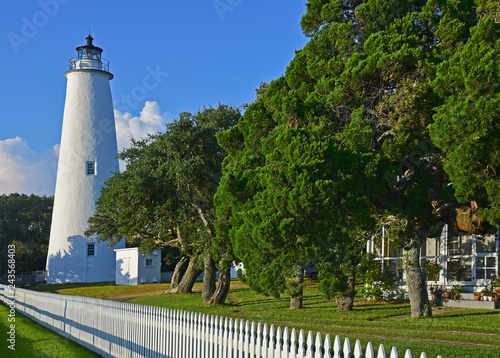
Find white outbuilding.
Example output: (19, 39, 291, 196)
(115, 248, 161, 285)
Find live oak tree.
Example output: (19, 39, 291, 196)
(86, 104, 241, 304)
(0, 194, 53, 272)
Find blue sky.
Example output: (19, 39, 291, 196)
(0, 0, 309, 195)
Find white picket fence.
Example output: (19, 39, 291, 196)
(0, 284, 440, 358)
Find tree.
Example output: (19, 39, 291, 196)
(298, 0, 479, 318)
(215, 67, 387, 310)
(86, 104, 241, 303)
(430, 10, 500, 227)
(218, 0, 481, 317)
(0, 194, 53, 272)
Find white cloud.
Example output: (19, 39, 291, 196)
(0, 137, 58, 196)
(0, 101, 169, 195)
(114, 101, 167, 155)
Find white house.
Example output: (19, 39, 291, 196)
(367, 224, 499, 292)
(115, 248, 161, 285)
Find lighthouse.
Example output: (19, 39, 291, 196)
(46, 34, 125, 284)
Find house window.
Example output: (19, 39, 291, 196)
(86, 161, 96, 175)
(145, 258, 153, 267)
(447, 232, 472, 256)
(87, 243, 95, 256)
(447, 257, 472, 281)
(476, 232, 496, 253)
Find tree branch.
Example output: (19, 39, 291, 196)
(188, 197, 216, 238)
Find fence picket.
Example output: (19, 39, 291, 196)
(314, 332, 322, 358)
(297, 329, 306, 358)
(276, 326, 283, 358)
(353, 339, 362, 358)
(283, 326, 290, 358)
(332, 335, 341, 358)
(323, 334, 332, 358)
(268, 324, 276, 358)
(343, 337, 351, 358)
(390, 347, 398, 358)
(243, 320, 250, 358)
(377, 344, 386, 358)
(290, 328, 297, 358)
(305, 331, 314, 358)
(404, 350, 412, 358)
(255, 321, 262, 358)
(365, 342, 374, 358)
(262, 323, 269, 358)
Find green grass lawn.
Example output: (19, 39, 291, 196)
(0, 304, 99, 358)
(128, 283, 500, 358)
(26, 280, 170, 299)
(27, 280, 500, 358)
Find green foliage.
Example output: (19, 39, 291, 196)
(86, 104, 241, 267)
(357, 254, 397, 300)
(0, 194, 53, 272)
(451, 284, 465, 297)
(430, 12, 500, 226)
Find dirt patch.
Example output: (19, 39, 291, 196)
(108, 289, 166, 302)
(389, 306, 465, 319)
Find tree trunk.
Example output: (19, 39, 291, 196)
(170, 256, 189, 290)
(210, 266, 231, 305)
(403, 243, 432, 318)
(169, 256, 202, 294)
(202, 250, 216, 302)
(337, 266, 356, 311)
(290, 264, 305, 310)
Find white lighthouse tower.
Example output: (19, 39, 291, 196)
(46, 34, 125, 284)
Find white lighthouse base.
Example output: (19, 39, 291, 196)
(46, 238, 125, 284)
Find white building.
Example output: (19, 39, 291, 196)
(115, 248, 161, 285)
(46, 35, 125, 284)
(368, 225, 499, 291)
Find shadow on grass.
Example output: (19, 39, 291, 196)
(27, 281, 116, 293)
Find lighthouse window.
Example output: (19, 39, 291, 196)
(87, 243, 95, 256)
(86, 161, 96, 175)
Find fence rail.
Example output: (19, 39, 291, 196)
(0, 270, 45, 285)
(0, 284, 439, 358)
